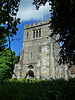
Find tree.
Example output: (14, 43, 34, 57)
(0, 0, 20, 50)
(0, 49, 17, 80)
(0, 0, 21, 79)
(33, 0, 75, 65)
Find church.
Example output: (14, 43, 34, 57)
(12, 19, 75, 80)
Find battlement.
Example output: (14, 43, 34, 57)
(24, 18, 51, 29)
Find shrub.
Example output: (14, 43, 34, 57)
(0, 78, 75, 100)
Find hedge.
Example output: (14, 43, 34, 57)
(0, 78, 75, 100)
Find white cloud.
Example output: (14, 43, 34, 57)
(17, 0, 50, 21)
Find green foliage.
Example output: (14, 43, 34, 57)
(15, 56, 20, 63)
(0, 0, 21, 80)
(0, 49, 18, 80)
(0, 0, 20, 50)
(33, 0, 75, 65)
(0, 78, 75, 100)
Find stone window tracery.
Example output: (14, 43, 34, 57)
(33, 29, 41, 39)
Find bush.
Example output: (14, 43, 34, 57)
(0, 78, 75, 100)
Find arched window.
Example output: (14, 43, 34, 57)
(39, 29, 41, 37)
(28, 65, 34, 69)
(36, 30, 38, 38)
(27, 32, 29, 38)
(30, 52, 32, 58)
(33, 31, 35, 38)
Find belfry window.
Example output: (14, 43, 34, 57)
(39, 29, 41, 37)
(33, 31, 35, 38)
(33, 29, 41, 39)
(27, 32, 29, 38)
(36, 30, 38, 38)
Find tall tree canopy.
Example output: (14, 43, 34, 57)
(0, 49, 18, 79)
(0, 0, 20, 51)
(33, 0, 75, 65)
(0, 0, 20, 79)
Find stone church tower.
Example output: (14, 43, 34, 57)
(13, 19, 70, 80)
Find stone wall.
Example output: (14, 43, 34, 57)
(12, 19, 74, 80)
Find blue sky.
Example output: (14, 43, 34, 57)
(11, 0, 50, 56)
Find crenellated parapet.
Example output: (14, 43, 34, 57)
(24, 18, 51, 29)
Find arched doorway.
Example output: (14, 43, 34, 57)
(28, 70, 34, 79)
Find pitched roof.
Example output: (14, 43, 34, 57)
(71, 67, 75, 74)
